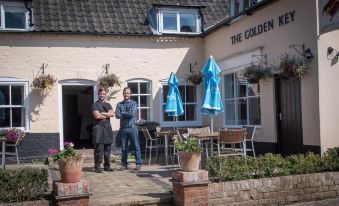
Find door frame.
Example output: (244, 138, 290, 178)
(58, 79, 98, 150)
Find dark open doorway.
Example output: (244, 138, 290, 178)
(62, 85, 93, 149)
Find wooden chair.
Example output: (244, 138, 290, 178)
(215, 128, 246, 157)
(244, 126, 257, 157)
(141, 129, 164, 165)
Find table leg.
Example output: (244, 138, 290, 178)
(164, 135, 168, 166)
(210, 138, 214, 155)
(2, 142, 5, 169)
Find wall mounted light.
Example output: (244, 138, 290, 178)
(289, 44, 314, 60)
(327, 47, 339, 60)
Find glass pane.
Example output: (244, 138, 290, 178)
(5, 6, 26, 29)
(12, 107, 24, 127)
(140, 96, 149, 107)
(224, 74, 234, 99)
(0, 108, 10, 127)
(180, 12, 196, 32)
(243, 0, 250, 9)
(225, 100, 235, 125)
(186, 86, 196, 103)
(178, 114, 185, 121)
(163, 85, 169, 103)
(248, 83, 260, 97)
(185, 105, 196, 121)
(235, 73, 247, 98)
(234, 0, 241, 15)
(249, 97, 261, 125)
(140, 109, 150, 121)
(178, 86, 185, 103)
(0, 85, 10, 105)
(127, 82, 138, 94)
(130, 96, 138, 103)
(140, 82, 150, 94)
(236, 99, 247, 125)
(163, 12, 177, 31)
(12, 86, 24, 105)
(163, 105, 171, 121)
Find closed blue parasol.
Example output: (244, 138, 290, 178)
(165, 72, 184, 118)
(201, 56, 224, 132)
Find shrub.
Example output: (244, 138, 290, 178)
(208, 150, 338, 182)
(0, 167, 48, 203)
(174, 137, 201, 154)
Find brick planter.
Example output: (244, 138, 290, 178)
(208, 172, 339, 205)
(53, 180, 91, 206)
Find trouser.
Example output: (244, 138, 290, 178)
(120, 127, 142, 167)
(94, 143, 111, 169)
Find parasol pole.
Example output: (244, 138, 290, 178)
(210, 114, 213, 133)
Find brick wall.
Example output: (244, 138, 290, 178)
(208, 172, 339, 205)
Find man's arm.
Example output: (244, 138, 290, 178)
(93, 111, 107, 120)
(101, 109, 115, 118)
(115, 103, 123, 119)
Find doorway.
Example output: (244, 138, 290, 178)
(275, 77, 303, 155)
(62, 85, 94, 149)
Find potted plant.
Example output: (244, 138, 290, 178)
(48, 142, 83, 183)
(186, 71, 204, 85)
(243, 64, 269, 84)
(174, 134, 202, 172)
(31, 74, 57, 90)
(275, 53, 310, 78)
(98, 74, 121, 90)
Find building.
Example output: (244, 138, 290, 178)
(0, 0, 338, 160)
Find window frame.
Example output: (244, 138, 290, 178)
(0, 78, 29, 132)
(126, 79, 152, 121)
(0, 2, 29, 31)
(230, 0, 263, 16)
(158, 8, 201, 34)
(222, 71, 261, 128)
(159, 79, 201, 127)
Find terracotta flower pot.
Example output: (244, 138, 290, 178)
(58, 158, 83, 183)
(179, 152, 201, 172)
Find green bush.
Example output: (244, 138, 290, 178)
(0, 167, 48, 203)
(208, 148, 339, 182)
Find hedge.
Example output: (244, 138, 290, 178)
(0, 167, 48, 203)
(208, 147, 339, 182)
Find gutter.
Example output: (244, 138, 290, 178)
(202, 0, 277, 36)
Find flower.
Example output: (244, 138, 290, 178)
(274, 53, 310, 78)
(243, 64, 270, 83)
(186, 71, 204, 85)
(174, 136, 201, 154)
(48, 142, 82, 162)
(31, 74, 57, 90)
(3, 128, 25, 143)
(98, 74, 121, 90)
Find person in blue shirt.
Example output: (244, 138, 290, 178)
(115, 87, 142, 171)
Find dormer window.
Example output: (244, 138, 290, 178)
(0, 2, 29, 30)
(158, 9, 200, 34)
(230, 0, 263, 16)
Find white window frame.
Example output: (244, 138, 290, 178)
(159, 79, 201, 127)
(126, 79, 152, 121)
(0, 2, 29, 31)
(230, 0, 263, 16)
(0, 78, 29, 132)
(222, 72, 261, 127)
(158, 9, 200, 34)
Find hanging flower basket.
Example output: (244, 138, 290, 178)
(2, 128, 26, 144)
(186, 71, 204, 85)
(243, 64, 270, 84)
(275, 53, 310, 78)
(98, 74, 121, 90)
(31, 74, 57, 90)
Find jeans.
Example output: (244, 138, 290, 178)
(120, 127, 142, 167)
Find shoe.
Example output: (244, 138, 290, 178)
(104, 167, 113, 172)
(134, 165, 141, 172)
(119, 165, 128, 171)
(95, 167, 102, 173)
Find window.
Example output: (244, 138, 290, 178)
(230, 0, 262, 16)
(0, 80, 29, 130)
(162, 84, 199, 124)
(127, 80, 152, 121)
(0, 2, 29, 30)
(159, 9, 200, 34)
(223, 72, 261, 126)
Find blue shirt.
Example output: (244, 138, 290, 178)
(115, 99, 138, 129)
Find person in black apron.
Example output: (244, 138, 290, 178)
(92, 87, 115, 173)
